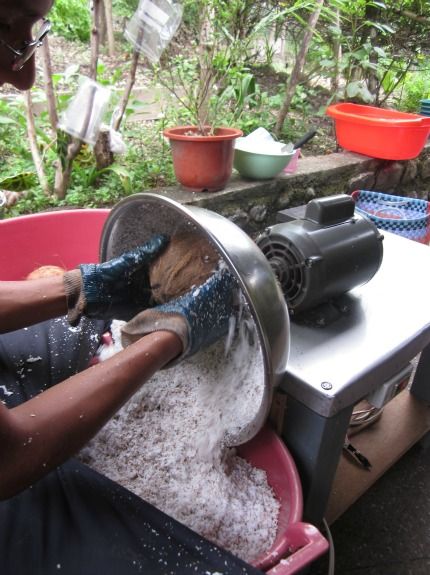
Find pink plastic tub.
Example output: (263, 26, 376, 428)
(239, 426, 328, 573)
(0, 209, 328, 573)
(0, 209, 110, 280)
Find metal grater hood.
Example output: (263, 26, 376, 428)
(99, 192, 290, 445)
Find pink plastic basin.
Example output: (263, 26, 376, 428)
(0, 209, 328, 573)
(0, 209, 110, 280)
(239, 426, 328, 574)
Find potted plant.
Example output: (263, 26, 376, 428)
(155, 2, 245, 192)
(162, 124, 243, 193)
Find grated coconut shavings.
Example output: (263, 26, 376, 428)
(79, 318, 279, 563)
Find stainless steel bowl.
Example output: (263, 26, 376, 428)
(100, 192, 290, 444)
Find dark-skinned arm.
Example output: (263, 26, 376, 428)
(0, 235, 169, 333)
(0, 276, 67, 333)
(0, 330, 182, 500)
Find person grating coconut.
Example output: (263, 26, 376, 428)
(0, 2, 264, 574)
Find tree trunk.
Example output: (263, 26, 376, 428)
(112, 49, 141, 131)
(55, 0, 106, 198)
(103, 0, 115, 57)
(40, 37, 59, 136)
(331, 7, 342, 99)
(90, 0, 114, 169)
(24, 91, 51, 196)
(90, 0, 102, 80)
(54, 1, 103, 198)
(41, 36, 66, 193)
(94, 127, 114, 170)
(197, 3, 214, 132)
(275, 0, 324, 136)
(54, 137, 82, 200)
(365, 4, 380, 99)
(98, 1, 107, 46)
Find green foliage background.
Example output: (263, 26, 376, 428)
(49, 0, 91, 42)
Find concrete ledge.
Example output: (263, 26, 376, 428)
(148, 146, 430, 234)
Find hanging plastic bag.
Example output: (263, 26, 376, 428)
(58, 77, 111, 145)
(124, 0, 183, 63)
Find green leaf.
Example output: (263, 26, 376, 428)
(51, 73, 63, 87)
(373, 46, 386, 58)
(0, 116, 18, 125)
(57, 130, 71, 171)
(95, 164, 132, 194)
(328, 25, 342, 37)
(346, 80, 374, 104)
(369, 1, 387, 8)
(320, 59, 335, 69)
(0, 172, 37, 191)
(63, 64, 80, 80)
(366, 21, 394, 35)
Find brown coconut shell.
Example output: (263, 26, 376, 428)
(149, 231, 220, 303)
(26, 265, 65, 280)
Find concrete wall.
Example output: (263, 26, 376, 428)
(148, 145, 430, 235)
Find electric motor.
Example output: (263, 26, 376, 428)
(256, 195, 384, 314)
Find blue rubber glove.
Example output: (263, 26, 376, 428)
(121, 267, 238, 363)
(63, 234, 169, 325)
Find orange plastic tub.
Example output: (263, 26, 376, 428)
(326, 103, 430, 160)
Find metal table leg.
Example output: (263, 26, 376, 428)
(410, 343, 430, 403)
(281, 394, 353, 525)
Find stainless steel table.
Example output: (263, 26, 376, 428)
(279, 230, 430, 525)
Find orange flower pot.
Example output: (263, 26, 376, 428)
(164, 126, 243, 192)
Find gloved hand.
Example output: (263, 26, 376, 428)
(121, 267, 238, 363)
(63, 234, 169, 325)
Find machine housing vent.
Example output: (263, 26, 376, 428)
(258, 235, 307, 309)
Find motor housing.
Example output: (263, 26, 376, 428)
(256, 195, 384, 314)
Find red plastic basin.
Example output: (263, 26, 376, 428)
(0, 209, 328, 573)
(239, 426, 329, 573)
(326, 102, 430, 160)
(0, 209, 110, 280)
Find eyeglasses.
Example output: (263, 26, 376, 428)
(0, 19, 51, 72)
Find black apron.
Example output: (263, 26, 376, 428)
(0, 318, 263, 575)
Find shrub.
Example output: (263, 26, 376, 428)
(396, 68, 430, 113)
(49, 0, 91, 42)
